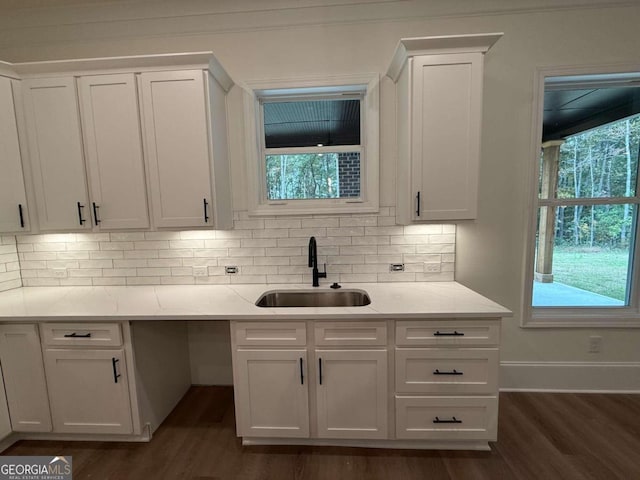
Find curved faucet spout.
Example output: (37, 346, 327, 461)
(308, 236, 326, 287)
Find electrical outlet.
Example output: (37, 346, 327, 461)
(424, 262, 441, 273)
(389, 263, 405, 272)
(192, 266, 208, 277)
(225, 266, 238, 274)
(53, 268, 67, 278)
(588, 335, 602, 353)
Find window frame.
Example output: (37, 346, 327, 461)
(243, 73, 379, 216)
(523, 64, 640, 328)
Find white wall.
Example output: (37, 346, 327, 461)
(1, 0, 639, 389)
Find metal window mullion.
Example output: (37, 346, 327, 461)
(537, 197, 640, 208)
(265, 145, 362, 155)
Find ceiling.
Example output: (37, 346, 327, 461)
(543, 85, 640, 141)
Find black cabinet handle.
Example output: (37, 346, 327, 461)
(299, 358, 304, 385)
(92, 202, 101, 225)
(433, 369, 463, 376)
(433, 416, 462, 424)
(112, 357, 121, 383)
(77, 202, 86, 225)
(416, 191, 421, 217)
(63, 332, 92, 338)
(434, 331, 464, 337)
(318, 358, 323, 385)
(18, 204, 25, 228)
(203, 198, 209, 223)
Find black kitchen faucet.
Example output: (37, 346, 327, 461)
(308, 236, 327, 287)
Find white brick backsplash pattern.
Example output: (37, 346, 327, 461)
(0, 236, 22, 292)
(16, 209, 456, 286)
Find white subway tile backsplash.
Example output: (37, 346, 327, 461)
(302, 218, 339, 228)
(339, 216, 377, 227)
(13, 212, 455, 286)
(327, 227, 364, 237)
(56, 251, 90, 260)
(170, 239, 205, 249)
(93, 277, 126, 286)
(241, 238, 277, 248)
(265, 219, 301, 229)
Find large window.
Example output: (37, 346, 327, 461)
(243, 75, 379, 215)
(525, 68, 640, 326)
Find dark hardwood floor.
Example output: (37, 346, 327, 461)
(4, 387, 640, 479)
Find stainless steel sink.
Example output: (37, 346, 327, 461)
(255, 289, 371, 308)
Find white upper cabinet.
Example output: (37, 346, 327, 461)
(139, 70, 219, 229)
(78, 74, 149, 229)
(387, 33, 502, 223)
(9, 52, 234, 233)
(22, 77, 91, 231)
(0, 76, 29, 233)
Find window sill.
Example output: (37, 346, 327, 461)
(249, 199, 379, 217)
(524, 307, 640, 328)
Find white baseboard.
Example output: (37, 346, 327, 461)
(500, 361, 640, 393)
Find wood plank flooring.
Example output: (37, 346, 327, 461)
(3, 387, 640, 480)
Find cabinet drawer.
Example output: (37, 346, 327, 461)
(396, 348, 498, 394)
(41, 323, 122, 347)
(396, 320, 499, 347)
(396, 396, 498, 440)
(233, 322, 306, 347)
(315, 322, 387, 346)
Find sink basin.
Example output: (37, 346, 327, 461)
(255, 289, 371, 308)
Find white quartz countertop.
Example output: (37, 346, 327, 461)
(0, 282, 511, 322)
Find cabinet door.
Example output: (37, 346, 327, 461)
(315, 349, 388, 439)
(139, 70, 213, 228)
(78, 74, 149, 229)
(0, 365, 12, 439)
(43, 349, 133, 434)
(22, 77, 90, 230)
(0, 77, 29, 233)
(234, 349, 309, 438)
(412, 53, 483, 221)
(0, 324, 52, 432)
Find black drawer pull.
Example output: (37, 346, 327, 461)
(63, 332, 92, 338)
(416, 191, 420, 217)
(433, 331, 464, 336)
(18, 204, 25, 228)
(77, 202, 86, 225)
(433, 369, 463, 376)
(433, 416, 462, 424)
(318, 358, 323, 385)
(92, 202, 101, 225)
(112, 357, 121, 383)
(203, 198, 209, 223)
(299, 358, 304, 385)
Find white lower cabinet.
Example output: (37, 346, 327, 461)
(234, 349, 309, 438)
(0, 365, 12, 440)
(395, 396, 498, 440)
(43, 349, 133, 434)
(232, 321, 389, 442)
(0, 324, 52, 432)
(315, 349, 387, 439)
(232, 318, 501, 449)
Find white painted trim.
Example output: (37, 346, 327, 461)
(243, 437, 490, 451)
(500, 361, 640, 392)
(242, 73, 379, 216)
(521, 62, 640, 328)
(386, 33, 503, 81)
